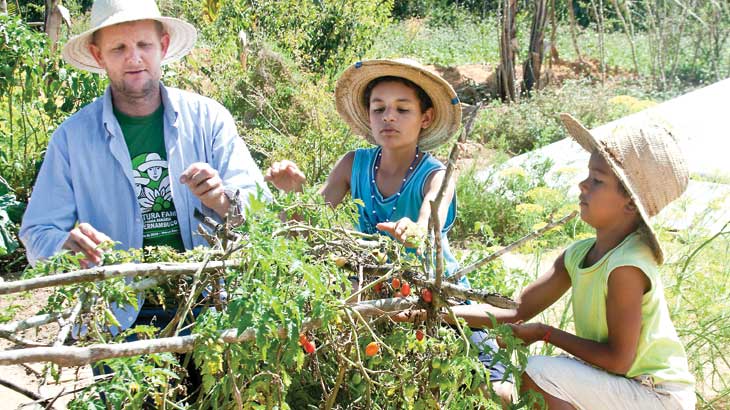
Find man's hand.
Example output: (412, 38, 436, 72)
(62, 223, 111, 268)
(180, 163, 229, 218)
(376, 218, 425, 248)
(264, 160, 306, 193)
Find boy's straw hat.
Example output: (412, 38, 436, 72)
(335, 59, 462, 151)
(560, 113, 689, 264)
(62, 0, 197, 74)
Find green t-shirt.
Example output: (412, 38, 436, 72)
(114, 104, 185, 252)
(564, 230, 694, 385)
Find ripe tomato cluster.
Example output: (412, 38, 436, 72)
(299, 334, 316, 354)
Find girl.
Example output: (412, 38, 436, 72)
(447, 114, 696, 409)
(266, 59, 512, 400)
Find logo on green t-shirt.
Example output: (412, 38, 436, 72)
(131, 153, 182, 248)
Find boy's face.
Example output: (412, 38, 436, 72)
(368, 81, 433, 151)
(88, 20, 170, 103)
(578, 151, 636, 229)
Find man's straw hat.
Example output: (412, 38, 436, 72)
(335, 59, 462, 151)
(560, 113, 689, 264)
(62, 0, 197, 74)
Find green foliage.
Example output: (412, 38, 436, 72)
(35, 193, 533, 408)
(452, 158, 590, 249)
(0, 175, 24, 255)
(0, 15, 105, 200)
(184, 0, 393, 76)
(471, 79, 657, 154)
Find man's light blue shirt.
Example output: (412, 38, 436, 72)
(19, 84, 271, 330)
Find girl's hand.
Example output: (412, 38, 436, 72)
(377, 218, 425, 248)
(265, 160, 306, 193)
(504, 322, 549, 346)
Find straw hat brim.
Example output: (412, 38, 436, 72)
(62, 16, 197, 74)
(335, 59, 462, 152)
(560, 113, 665, 264)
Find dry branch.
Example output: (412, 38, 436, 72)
(447, 211, 577, 283)
(0, 298, 416, 367)
(0, 260, 235, 295)
(404, 274, 517, 310)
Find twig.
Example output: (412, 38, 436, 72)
(0, 377, 49, 406)
(0, 311, 71, 334)
(429, 104, 482, 288)
(54, 293, 86, 347)
(0, 298, 417, 366)
(0, 260, 237, 295)
(447, 211, 577, 283)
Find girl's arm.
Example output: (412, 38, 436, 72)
(447, 251, 572, 328)
(394, 252, 572, 327)
(510, 265, 649, 375)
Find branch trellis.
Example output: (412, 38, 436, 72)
(0, 106, 576, 406)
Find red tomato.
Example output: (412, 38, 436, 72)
(365, 341, 380, 357)
(394, 291, 403, 298)
(299, 334, 308, 346)
(421, 288, 433, 303)
(392, 278, 401, 289)
(304, 341, 316, 354)
(373, 282, 383, 293)
(416, 329, 425, 341)
(401, 282, 411, 297)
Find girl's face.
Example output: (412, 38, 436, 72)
(578, 151, 636, 229)
(368, 81, 433, 151)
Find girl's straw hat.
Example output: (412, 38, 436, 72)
(560, 113, 689, 264)
(62, 0, 197, 74)
(335, 59, 462, 151)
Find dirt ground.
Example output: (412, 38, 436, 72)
(0, 288, 94, 409)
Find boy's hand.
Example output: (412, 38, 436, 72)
(265, 160, 306, 193)
(377, 218, 425, 248)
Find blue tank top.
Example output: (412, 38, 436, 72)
(351, 147, 468, 287)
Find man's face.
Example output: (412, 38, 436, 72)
(88, 20, 170, 101)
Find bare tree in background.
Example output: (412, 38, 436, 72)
(566, 0, 583, 62)
(1, 0, 7, 15)
(523, 0, 548, 93)
(496, 0, 518, 101)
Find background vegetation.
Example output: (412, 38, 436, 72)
(1, 0, 729, 408)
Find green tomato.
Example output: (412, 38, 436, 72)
(351, 372, 362, 385)
(431, 358, 442, 369)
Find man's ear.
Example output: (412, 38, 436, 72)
(160, 32, 170, 58)
(421, 107, 434, 129)
(88, 42, 104, 67)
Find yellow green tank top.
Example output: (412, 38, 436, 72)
(564, 231, 694, 385)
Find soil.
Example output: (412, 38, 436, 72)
(0, 289, 94, 409)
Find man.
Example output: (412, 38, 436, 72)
(19, 0, 271, 332)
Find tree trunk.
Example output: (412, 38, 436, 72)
(522, 0, 548, 94)
(44, 0, 62, 53)
(610, 0, 639, 76)
(1, 0, 8, 15)
(496, 0, 518, 101)
(566, 0, 583, 62)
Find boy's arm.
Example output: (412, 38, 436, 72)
(447, 251, 572, 327)
(377, 169, 454, 244)
(510, 265, 648, 375)
(318, 151, 354, 207)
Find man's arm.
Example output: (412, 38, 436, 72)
(19, 131, 110, 266)
(192, 103, 272, 219)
